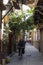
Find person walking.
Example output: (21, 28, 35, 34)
(18, 38, 26, 56)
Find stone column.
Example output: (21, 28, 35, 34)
(40, 28, 43, 53)
(0, 0, 4, 63)
(0, 10, 2, 63)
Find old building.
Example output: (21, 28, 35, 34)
(0, 0, 43, 63)
(34, 0, 43, 52)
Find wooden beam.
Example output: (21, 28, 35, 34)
(2, 6, 13, 19)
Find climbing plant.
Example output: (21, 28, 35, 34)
(8, 7, 35, 36)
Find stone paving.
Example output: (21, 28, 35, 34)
(4, 43, 43, 65)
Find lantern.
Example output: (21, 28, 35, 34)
(4, 15, 9, 23)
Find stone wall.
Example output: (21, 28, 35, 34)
(40, 28, 43, 53)
(31, 29, 40, 49)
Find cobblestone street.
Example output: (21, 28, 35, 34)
(6, 42, 43, 65)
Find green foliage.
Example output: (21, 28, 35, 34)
(3, 24, 11, 44)
(9, 13, 22, 28)
(2, 23, 11, 56)
(8, 7, 35, 33)
(20, 16, 34, 30)
(27, 7, 35, 14)
(26, 16, 34, 25)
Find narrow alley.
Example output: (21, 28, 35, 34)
(7, 43, 43, 65)
(0, 0, 43, 65)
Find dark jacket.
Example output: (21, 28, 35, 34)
(18, 39, 25, 48)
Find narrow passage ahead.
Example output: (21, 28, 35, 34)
(7, 42, 43, 65)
